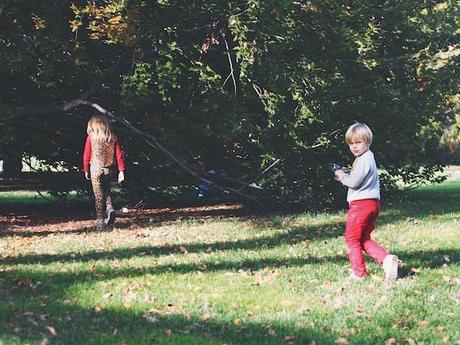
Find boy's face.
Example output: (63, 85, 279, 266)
(348, 137, 369, 157)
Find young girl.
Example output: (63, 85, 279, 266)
(334, 123, 398, 281)
(83, 115, 125, 230)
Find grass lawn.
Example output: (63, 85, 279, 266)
(0, 172, 459, 344)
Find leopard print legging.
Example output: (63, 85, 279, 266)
(90, 166, 113, 219)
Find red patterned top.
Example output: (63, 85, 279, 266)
(82, 136, 125, 172)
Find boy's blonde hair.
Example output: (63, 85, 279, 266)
(345, 122, 373, 145)
(87, 115, 115, 143)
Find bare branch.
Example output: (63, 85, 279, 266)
(87, 101, 261, 204)
(221, 32, 237, 97)
(252, 83, 268, 108)
(237, 158, 281, 192)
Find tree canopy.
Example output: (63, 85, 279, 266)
(1, 0, 458, 205)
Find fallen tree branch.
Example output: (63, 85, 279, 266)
(87, 101, 261, 204)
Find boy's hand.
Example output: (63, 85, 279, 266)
(118, 171, 125, 183)
(84, 171, 91, 180)
(334, 169, 345, 181)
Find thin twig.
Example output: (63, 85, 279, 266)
(252, 83, 268, 108)
(221, 31, 237, 97)
(36, 189, 52, 201)
(237, 158, 281, 192)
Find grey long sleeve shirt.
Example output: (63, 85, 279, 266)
(339, 150, 380, 202)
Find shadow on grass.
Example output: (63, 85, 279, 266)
(2, 179, 460, 235)
(0, 248, 458, 345)
(1, 220, 345, 266)
(3, 246, 458, 287)
(0, 303, 338, 345)
(3, 191, 460, 267)
(396, 248, 460, 279)
(0, 225, 100, 238)
(2, 179, 460, 242)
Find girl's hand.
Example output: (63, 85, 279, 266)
(84, 171, 91, 180)
(118, 171, 125, 183)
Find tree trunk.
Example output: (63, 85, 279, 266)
(2, 152, 22, 177)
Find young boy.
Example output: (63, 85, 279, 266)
(334, 123, 398, 281)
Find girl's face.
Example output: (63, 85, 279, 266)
(348, 136, 369, 157)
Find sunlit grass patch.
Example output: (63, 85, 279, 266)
(1, 172, 459, 344)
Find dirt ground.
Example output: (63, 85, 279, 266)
(0, 201, 248, 237)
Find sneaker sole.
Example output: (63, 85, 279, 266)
(385, 255, 398, 281)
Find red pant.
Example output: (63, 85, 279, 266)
(345, 199, 388, 277)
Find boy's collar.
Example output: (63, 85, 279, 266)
(357, 148, 370, 157)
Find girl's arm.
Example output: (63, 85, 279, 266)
(83, 136, 92, 177)
(115, 140, 125, 183)
(115, 140, 125, 171)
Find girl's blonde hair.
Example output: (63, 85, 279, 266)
(345, 122, 373, 145)
(87, 115, 115, 143)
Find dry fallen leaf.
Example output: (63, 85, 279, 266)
(284, 335, 296, 343)
(102, 292, 113, 299)
(406, 338, 416, 345)
(266, 327, 276, 336)
(143, 314, 158, 323)
(384, 338, 396, 345)
(418, 320, 429, 328)
(46, 326, 58, 336)
(334, 337, 349, 345)
(321, 282, 332, 289)
(281, 299, 295, 306)
(318, 299, 326, 305)
(334, 297, 343, 309)
(27, 317, 38, 326)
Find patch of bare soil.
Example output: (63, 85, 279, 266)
(0, 202, 247, 237)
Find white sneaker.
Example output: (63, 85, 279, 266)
(106, 206, 116, 225)
(383, 254, 398, 281)
(346, 268, 365, 281)
(349, 273, 365, 281)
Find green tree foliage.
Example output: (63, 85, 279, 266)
(0, 0, 458, 205)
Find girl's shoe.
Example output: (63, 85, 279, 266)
(106, 206, 116, 225)
(383, 254, 398, 281)
(96, 218, 106, 231)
